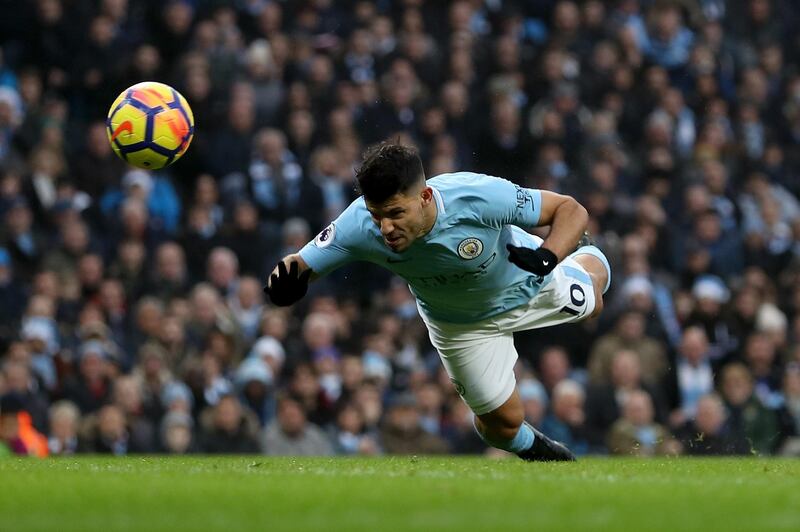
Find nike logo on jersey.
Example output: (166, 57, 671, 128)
(542, 260, 549, 266)
(387, 257, 410, 263)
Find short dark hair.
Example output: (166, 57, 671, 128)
(355, 143, 424, 203)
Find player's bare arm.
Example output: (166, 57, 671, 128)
(506, 191, 588, 277)
(534, 191, 589, 260)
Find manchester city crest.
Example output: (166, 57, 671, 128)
(457, 237, 483, 259)
(450, 378, 466, 396)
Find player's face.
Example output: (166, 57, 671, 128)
(366, 186, 433, 252)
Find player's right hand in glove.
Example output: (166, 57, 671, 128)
(265, 260, 311, 306)
(506, 244, 558, 276)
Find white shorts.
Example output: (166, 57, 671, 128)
(421, 247, 609, 415)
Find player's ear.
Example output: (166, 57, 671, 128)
(419, 186, 433, 206)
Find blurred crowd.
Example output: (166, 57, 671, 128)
(1, 0, 800, 458)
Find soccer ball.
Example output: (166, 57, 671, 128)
(106, 81, 194, 170)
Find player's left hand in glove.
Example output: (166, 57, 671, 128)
(265, 260, 311, 306)
(506, 244, 558, 276)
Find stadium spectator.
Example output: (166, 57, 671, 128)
(518, 378, 548, 428)
(146, 242, 189, 303)
(588, 311, 667, 386)
(380, 392, 448, 455)
(743, 328, 785, 404)
(183, 283, 229, 351)
(2, 360, 49, 433)
(261, 395, 333, 456)
(235, 357, 274, 427)
(159, 410, 197, 454)
(206, 246, 239, 299)
(473, 97, 536, 184)
(442, 397, 487, 455)
(337, 354, 364, 406)
(0, 248, 26, 341)
(79, 404, 132, 455)
(108, 239, 147, 299)
(415, 381, 446, 436)
(222, 200, 269, 278)
(248, 335, 286, 381)
(726, 286, 761, 348)
(685, 275, 736, 365)
(246, 128, 325, 234)
(70, 121, 125, 199)
(61, 340, 113, 414)
(130, 297, 164, 356)
(777, 364, 800, 455)
(718, 362, 782, 455)
(607, 389, 680, 456)
(208, 90, 257, 179)
(537, 345, 582, 395)
(352, 382, 384, 434)
(262, 217, 312, 282)
(609, 274, 673, 346)
(331, 402, 379, 455)
(288, 363, 336, 427)
(4, 196, 45, 281)
(585, 349, 667, 448)
(112, 375, 156, 453)
(47, 400, 80, 455)
(98, 279, 129, 354)
(160, 380, 192, 418)
(0, 393, 29, 455)
(42, 218, 91, 282)
(228, 276, 264, 343)
(129, 343, 171, 423)
(198, 394, 259, 454)
(540, 380, 591, 455)
(665, 326, 715, 427)
(21, 316, 60, 395)
(677, 393, 749, 456)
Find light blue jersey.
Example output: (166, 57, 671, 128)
(299, 172, 550, 323)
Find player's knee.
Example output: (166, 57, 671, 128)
(590, 286, 604, 318)
(574, 252, 610, 298)
(579, 264, 606, 319)
(588, 265, 608, 297)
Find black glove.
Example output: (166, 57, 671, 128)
(265, 260, 311, 306)
(506, 244, 558, 276)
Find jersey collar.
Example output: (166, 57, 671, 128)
(419, 185, 445, 242)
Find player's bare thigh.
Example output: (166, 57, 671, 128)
(572, 254, 607, 318)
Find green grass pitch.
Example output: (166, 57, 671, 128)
(2, 457, 799, 531)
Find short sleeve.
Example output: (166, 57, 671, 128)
(298, 201, 363, 276)
(475, 175, 542, 228)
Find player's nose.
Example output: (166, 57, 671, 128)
(380, 218, 394, 235)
